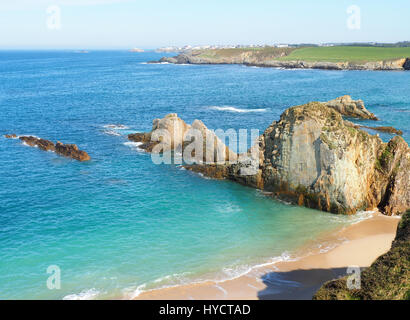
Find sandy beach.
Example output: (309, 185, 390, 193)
(135, 213, 400, 300)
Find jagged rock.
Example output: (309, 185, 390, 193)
(132, 99, 409, 215)
(55, 142, 91, 161)
(19, 136, 55, 151)
(127, 114, 237, 163)
(402, 58, 410, 70)
(8, 135, 90, 161)
(313, 210, 410, 300)
(358, 125, 403, 135)
(128, 113, 191, 153)
(4, 134, 17, 139)
(322, 95, 378, 120)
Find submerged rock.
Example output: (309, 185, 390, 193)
(4, 134, 17, 139)
(313, 210, 410, 300)
(6, 135, 91, 161)
(130, 98, 409, 215)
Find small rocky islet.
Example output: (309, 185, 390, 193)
(129, 95, 409, 216)
(4, 135, 91, 161)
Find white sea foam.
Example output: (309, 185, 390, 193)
(123, 141, 145, 152)
(124, 284, 147, 299)
(102, 130, 122, 136)
(63, 288, 101, 300)
(208, 106, 268, 113)
(103, 124, 130, 130)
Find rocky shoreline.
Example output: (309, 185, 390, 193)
(129, 96, 409, 216)
(153, 53, 410, 71)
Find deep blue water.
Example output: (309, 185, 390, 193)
(0, 51, 409, 299)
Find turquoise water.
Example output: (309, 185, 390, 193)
(0, 51, 409, 299)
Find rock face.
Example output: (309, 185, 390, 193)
(157, 50, 409, 71)
(19, 136, 55, 151)
(55, 141, 91, 161)
(5, 135, 91, 161)
(132, 97, 409, 216)
(403, 58, 410, 70)
(321, 95, 378, 120)
(313, 210, 410, 300)
(196, 102, 409, 215)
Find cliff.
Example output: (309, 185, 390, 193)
(155, 48, 410, 71)
(313, 210, 410, 300)
(129, 96, 409, 215)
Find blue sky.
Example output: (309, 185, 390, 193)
(1, 0, 409, 49)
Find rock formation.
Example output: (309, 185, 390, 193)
(128, 113, 237, 163)
(131, 97, 409, 215)
(5, 135, 91, 161)
(321, 95, 378, 120)
(313, 210, 409, 300)
(357, 125, 403, 136)
(55, 141, 91, 161)
(404, 58, 410, 70)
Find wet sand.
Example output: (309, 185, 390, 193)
(135, 213, 399, 300)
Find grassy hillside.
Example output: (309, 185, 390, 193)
(278, 46, 410, 62)
(194, 47, 295, 59)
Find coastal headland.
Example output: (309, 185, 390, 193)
(153, 46, 410, 71)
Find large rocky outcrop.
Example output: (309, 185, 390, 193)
(156, 50, 409, 71)
(313, 210, 410, 300)
(128, 114, 237, 163)
(129, 98, 409, 215)
(5, 135, 91, 161)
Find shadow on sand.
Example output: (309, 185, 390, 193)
(257, 267, 350, 300)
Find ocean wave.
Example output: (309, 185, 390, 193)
(208, 106, 268, 113)
(102, 130, 122, 136)
(103, 124, 129, 130)
(63, 288, 101, 300)
(123, 141, 145, 152)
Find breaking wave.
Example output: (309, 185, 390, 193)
(208, 106, 268, 113)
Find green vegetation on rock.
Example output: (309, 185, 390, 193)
(278, 46, 410, 62)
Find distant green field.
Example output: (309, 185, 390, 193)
(278, 46, 410, 62)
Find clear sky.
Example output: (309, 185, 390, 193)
(1, 0, 409, 49)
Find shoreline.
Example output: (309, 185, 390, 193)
(134, 213, 399, 300)
(154, 55, 410, 71)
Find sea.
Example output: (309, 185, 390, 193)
(0, 50, 409, 299)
